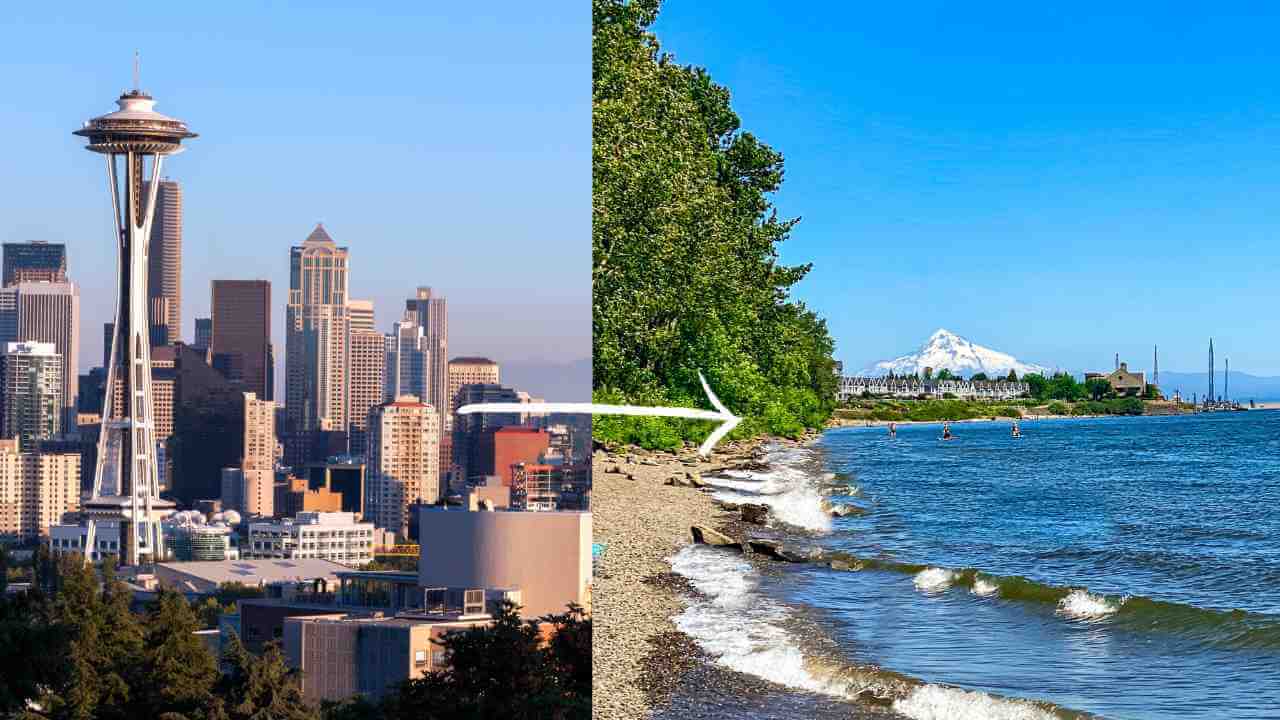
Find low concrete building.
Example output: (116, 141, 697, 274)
(246, 511, 375, 567)
(418, 506, 591, 617)
(284, 610, 493, 703)
(151, 558, 347, 595)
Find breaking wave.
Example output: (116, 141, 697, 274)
(669, 545, 1084, 719)
(703, 444, 833, 532)
(820, 551, 1280, 648)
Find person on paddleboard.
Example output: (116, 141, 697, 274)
(889, 422, 897, 438)
(1012, 420, 1021, 438)
(942, 421, 953, 440)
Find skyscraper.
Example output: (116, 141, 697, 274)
(403, 288, 447, 411)
(286, 224, 349, 437)
(348, 327, 385, 456)
(0, 439, 80, 542)
(348, 299, 375, 333)
(0, 341, 63, 450)
(386, 320, 429, 403)
(2, 242, 67, 285)
(193, 317, 212, 352)
(0, 281, 80, 429)
(366, 396, 440, 535)
(452, 382, 521, 486)
(445, 357, 500, 487)
(211, 280, 272, 400)
(240, 392, 276, 517)
(146, 179, 182, 346)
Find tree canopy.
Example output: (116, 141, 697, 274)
(593, 0, 837, 448)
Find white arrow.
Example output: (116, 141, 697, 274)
(456, 371, 743, 456)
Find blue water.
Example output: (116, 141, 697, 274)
(807, 412, 1280, 718)
(670, 412, 1280, 719)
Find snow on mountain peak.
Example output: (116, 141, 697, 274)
(857, 329, 1050, 379)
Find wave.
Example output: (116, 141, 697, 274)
(913, 567, 957, 593)
(1056, 589, 1123, 620)
(669, 545, 1087, 719)
(821, 551, 1280, 648)
(703, 444, 833, 532)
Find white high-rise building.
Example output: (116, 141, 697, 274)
(366, 396, 440, 536)
(0, 341, 63, 449)
(241, 392, 276, 517)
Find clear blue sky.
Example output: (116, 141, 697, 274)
(0, 2, 589, 399)
(654, 2, 1280, 376)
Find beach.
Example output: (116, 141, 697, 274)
(591, 433, 898, 720)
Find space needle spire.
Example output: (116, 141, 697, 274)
(73, 69, 196, 565)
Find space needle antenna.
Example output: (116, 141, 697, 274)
(133, 51, 140, 91)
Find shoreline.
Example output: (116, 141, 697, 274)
(591, 430, 895, 720)
(590, 433, 822, 720)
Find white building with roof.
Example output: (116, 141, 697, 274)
(246, 511, 375, 567)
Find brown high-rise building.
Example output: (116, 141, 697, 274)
(145, 179, 182, 346)
(211, 280, 273, 400)
(475, 427, 549, 487)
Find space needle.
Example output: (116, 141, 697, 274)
(74, 64, 195, 565)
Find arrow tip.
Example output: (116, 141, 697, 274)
(696, 371, 741, 456)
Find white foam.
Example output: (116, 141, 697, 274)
(971, 577, 999, 597)
(894, 684, 1059, 720)
(1056, 589, 1122, 620)
(669, 546, 854, 698)
(703, 450, 832, 532)
(913, 567, 956, 593)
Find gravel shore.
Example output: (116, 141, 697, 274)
(590, 438, 768, 720)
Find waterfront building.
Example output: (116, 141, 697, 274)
(0, 439, 80, 542)
(285, 224, 350, 440)
(0, 342, 63, 449)
(144, 179, 183, 345)
(1103, 362, 1147, 397)
(2, 241, 66, 285)
(367, 396, 440, 535)
(211, 280, 273, 400)
(0, 280, 81, 428)
(74, 84, 194, 564)
(838, 376, 1030, 403)
(246, 511, 375, 567)
(418, 504, 592, 617)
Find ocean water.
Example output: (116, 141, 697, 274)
(667, 411, 1280, 719)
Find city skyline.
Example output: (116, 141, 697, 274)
(651, 2, 1280, 376)
(0, 3, 590, 400)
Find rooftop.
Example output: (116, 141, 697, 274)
(155, 558, 348, 586)
(450, 356, 498, 365)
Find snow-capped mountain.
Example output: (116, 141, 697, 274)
(858, 329, 1051, 379)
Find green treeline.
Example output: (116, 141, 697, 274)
(0, 550, 590, 720)
(592, 0, 837, 449)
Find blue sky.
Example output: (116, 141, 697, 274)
(653, 2, 1280, 376)
(0, 2, 589, 398)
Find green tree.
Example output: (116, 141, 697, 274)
(935, 369, 954, 382)
(1023, 373, 1048, 400)
(216, 634, 316, 720)
(922, 367, 933, 381)
(593, 0, 836, 448)
(969, 372, 989, 382)
(137, 588, 220, 720)
(1006, 369, 1018, 382)
(1084, 378, 1111, 400)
